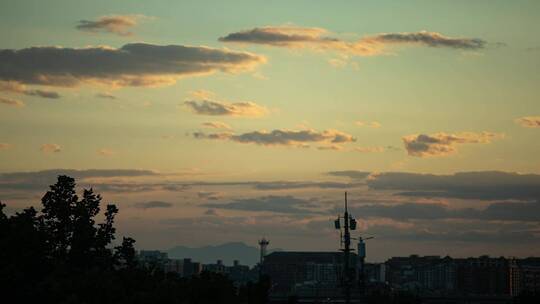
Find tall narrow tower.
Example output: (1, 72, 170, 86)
(258, 237, 269, 265)
(343, 192, 352, 304)
(334, 192, 357, 304)
(258, 238, 269, 280)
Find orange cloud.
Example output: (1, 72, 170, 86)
(185, 99, 268, 117)
(0, 44, 266, 88)
(355, 121, 381, 128)
(402, 132, 503, 157)
(0, 96, 25, 107)
(220, 26, 487, 57)
(354, 146, 385, 153)
(317, 144, 345, 151)
(0, 80, 60, 99)
(0, 143, 12, 150)
(515, 116, 540, 128)
(76, 14, 152, 36)
(219, 26, 379, 55)
(97, 148, 115, 156)
(360, 31, 486, 49)
(194, 128, 356, 148)
(40, 143, 62, 153)
(202, 121, 232, 130)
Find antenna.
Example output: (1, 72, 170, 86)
(338, 192, 353, 304)
(345, 191, 348, 213)
(258, 237, 269, 280)
(334, 192, 359, 303)
(258, 237, 269, 265)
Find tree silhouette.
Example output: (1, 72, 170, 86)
(0, 175, 269, 304)
(115, 237, 137, 269)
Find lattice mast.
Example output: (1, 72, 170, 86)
(334, 192, 357, 304)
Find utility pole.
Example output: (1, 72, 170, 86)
(335, 192, 356, 304)
(344, 192, 351, 304)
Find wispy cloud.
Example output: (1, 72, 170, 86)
(24, 89, 60, 99)
(204, 195, 322, 215)
(0, 143, 12, 150)
(365, 219, 539, 244)
(189, 89, 215, 99)
(1, 81, 60, 99)
(133, 201, 173, 209)
(97, 148, 115, 156)
(198, 191, 222, 200)
(202, 121, 232, 130)
(0, 43, 266, 88)
(40, 143, 62, 153)
(76, 14, 152, 36)
(193, 132, 234, 141)
(402, 132, 503, 157)
(234, 129, 356, 145)
(219, 26, 379, 55)
(354, 146, 385, 153)
(362, 31, 486, 50)
(252, 181, 357, 190)
(317, 144, 344, 151)
(515, 116, 540, 128)
(0, 169, 159, 194)
(367, 171, 540, 200)
(185, 99, 267, 117)
(0, 96, 25, 107)
(194, 128, 355, 148)
(326, 170, 371, 180)
(204, 209, 218, 216)
(345, 201, 540, 222)
(355, 121, 381, 128)
(95, 92, 117, 99)
(220, 26, 487, 57)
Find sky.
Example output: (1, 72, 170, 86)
(1, 0, 539, 262)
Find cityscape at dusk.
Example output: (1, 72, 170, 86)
(1, 1, 539, 303)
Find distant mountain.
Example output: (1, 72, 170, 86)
(167, 242, 281, 267)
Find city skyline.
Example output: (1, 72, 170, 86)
(1, 0, 540, 261)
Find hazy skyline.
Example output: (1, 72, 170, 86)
(1, 0, 539, 261)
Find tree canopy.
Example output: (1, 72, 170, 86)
(0, 175, 268, 304)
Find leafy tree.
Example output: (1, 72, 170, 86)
(115, 237, 137, 269)
(1, 175, 269, 303)
(238, 274, 271, 304)
(41, 175, 79, 258)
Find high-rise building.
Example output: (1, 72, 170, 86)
(512, 257, 540, 296)
(203, 259, 226, 273)
(262, 251, 357, 297)
(138, 250, 169, 270)
(165, 259, 183, 275)
(385, 255, 441, 289)
(364, 263, 386, 283)
(182, 258, 202, 277)
(455, 256, 509, 295)
(416, 256, 456, 293)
